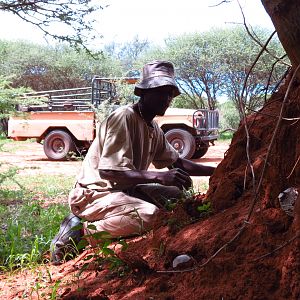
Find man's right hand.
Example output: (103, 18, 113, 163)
(100, 169, 192, 190)
(156, 168, 192, 190)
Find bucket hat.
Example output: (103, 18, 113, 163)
(134, 60, 180, 97)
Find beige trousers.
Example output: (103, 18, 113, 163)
(68, 184, 182, 238)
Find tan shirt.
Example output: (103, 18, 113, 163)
(76, 105, 179, 191)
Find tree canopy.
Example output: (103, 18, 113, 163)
(140, 27, 287, 113)
(0, 40, 123, 91)
(0, 25, 289, 127)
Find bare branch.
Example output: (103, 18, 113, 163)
(264, 54, 288, 102)
(209, 0, 232, 8)
(253, 234, 299, 262)
(247, 64, 300, 220)
(0, 0, 104, 52)
(236, 0, 290, 68)
(287, 155, 300, 179)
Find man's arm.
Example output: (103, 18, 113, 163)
(99, 168, 192, 190)
(171, 157, 215, 176)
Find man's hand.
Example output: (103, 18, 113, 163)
(100, 168, 193, 190)
(156, 168, 192, 190)
(172, 158, 216, 176)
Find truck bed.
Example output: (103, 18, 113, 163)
(8, 111, 95, 141)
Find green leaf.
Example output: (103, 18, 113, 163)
(86, 224, 97, 230)
(101, 247, 114, 256)
(197, 202, 211, 212)
(71, 223, 83, 231)
(84, 254, 95, 261)
(90, 231, 112, 241)
(78, 262, 90, 277)
(118, 239, 128, 251)
(76, 239, 89, 250)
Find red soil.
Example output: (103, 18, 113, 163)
(1, 77, 300, 300)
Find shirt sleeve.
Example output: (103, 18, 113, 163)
(152, 126, 179, 169)
(98, 110, 135, 171)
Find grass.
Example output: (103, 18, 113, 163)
(0, 138, 36, 153)
(192, 178, 209, 193)
(0, 173, 73, 272)
(2, 173, 74, 199)
(0, 138, 76, 272)
(219, 131, 234, 141)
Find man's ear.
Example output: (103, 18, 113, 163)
(140, 89, 146, 97)
(172, 88, 176, 98)
(139, 91, 145, 101)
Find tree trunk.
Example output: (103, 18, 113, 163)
(261, 0, 300, 71)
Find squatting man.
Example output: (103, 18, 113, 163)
(50, 60, 215, 264)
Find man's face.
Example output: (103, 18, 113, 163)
(142, 85, 175, 116)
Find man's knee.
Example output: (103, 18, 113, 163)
(85, 201, 159, 239)
(137, 201, 160, 227)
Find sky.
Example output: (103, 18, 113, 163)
(0, 0, 274, 47)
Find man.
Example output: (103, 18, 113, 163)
(50, 60, 215, 264)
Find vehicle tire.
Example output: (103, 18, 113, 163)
(165, 129, 196, 159)
(192, 142, 209, 159)
(43, 130, 75, 160)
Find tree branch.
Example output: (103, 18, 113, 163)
(0, 0, 104, 52)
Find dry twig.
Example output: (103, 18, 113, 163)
(247, 64, 300, 221)
(252, 234, 299, 262)
(156, 63, 300, 276)
(287, 154, 300, 179)
(209, 0, 232, 8)
(240, 30, 277, 209)
(237, 0, 290, 68)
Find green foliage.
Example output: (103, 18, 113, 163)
(50, 280, 61, 300)
(164, 31, 224, 110)
(219, 100, 240, 131)
(94, 100, 116, 122)
(139, 26, 287, 114)
(171, 93, 201, 109)
(105, 35, 150, 72)
(196, 181, 209, 193)
(0, 166, 18, 186)
(219, 131, 234, 141)
(0, 27, 289, 117)
(114, 80, 138, 105)
(197, 202, 211, 213)
(1, 173, 74, 199)
(218, 26, 287, 117)
(0, 174, 73, 271)
(0, 76, 29, 118)
(79, 227, 128, 277)
(0, 200, 69, 271)
(0, 40, 123, 91)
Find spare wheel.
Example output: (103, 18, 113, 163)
(165, 129, 196, 160)
(192, 142, 209, 159)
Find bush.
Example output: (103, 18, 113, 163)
(219, 101, 240, 131)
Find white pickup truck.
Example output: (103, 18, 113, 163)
(8, 77, 219, 160)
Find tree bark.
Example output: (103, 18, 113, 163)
(261, 0, 300, 71)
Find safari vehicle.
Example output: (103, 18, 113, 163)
(8, 77, 219, 160)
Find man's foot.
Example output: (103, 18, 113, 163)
(50, 213, 83, 265)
